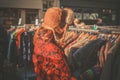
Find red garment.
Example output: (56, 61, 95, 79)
(15, 28, 25, 48)
(33, 38, 76, 80)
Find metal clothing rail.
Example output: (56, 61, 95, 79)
(69, 27, 120, 34)
(97, 27, 120, 31)
(69, 28, 99, 33)
(97, 26, 119, 28)
(11, 25, 25, 28)
(112, 31, 120, 34)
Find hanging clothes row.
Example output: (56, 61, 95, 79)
(7, 27, 35, 67)
(64, 28, 120, 80)
(69, 27, 120, 34)
(5, 26, 36, 80)
(0, 26, 8, 80)
(100, 41, 120, 80)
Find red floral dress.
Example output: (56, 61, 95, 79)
(33, 38, 76, 80)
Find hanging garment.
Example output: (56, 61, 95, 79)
(64, 32, 97, 61)
(7, 31, 17, 63)
(64, 33, 89, 59)
(0, 26, 8, 80)
(61, 31, 78, 49)
(100, 42, 120, 80)
(0, 26, 8, 63)
(73, 38, 106, 73)
(73, 65, 102, 80)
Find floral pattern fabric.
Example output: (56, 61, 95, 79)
(33, 39, 76, 80)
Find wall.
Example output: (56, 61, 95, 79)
(60, 0, 119, 9)
(118, 8, 120, 25)
(53, 0, 60, 7)
(0, 0, 42, 9)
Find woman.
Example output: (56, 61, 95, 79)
(32, 7, 76, 80)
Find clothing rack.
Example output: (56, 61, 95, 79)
(11, 25, 25, 28)
(69, 27, 120, 34)
(98, 26, 119, 28)
(97, 26, 120, 31)
(69, 28, 99, 33)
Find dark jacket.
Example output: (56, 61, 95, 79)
(73, 38, 106, 73)
(0, 25, 8, 65)
(100, 42, 120, 80)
